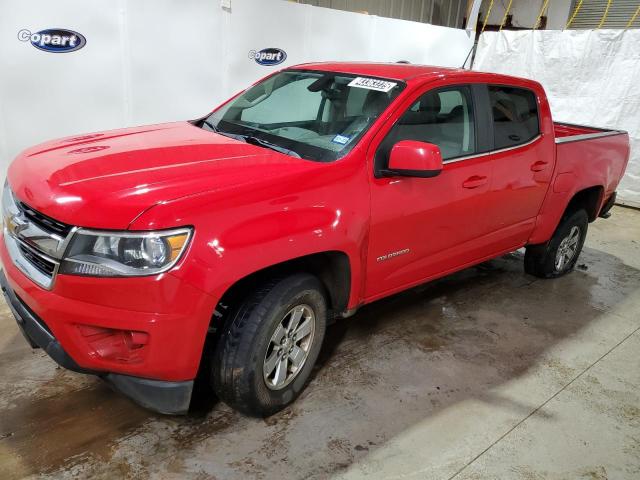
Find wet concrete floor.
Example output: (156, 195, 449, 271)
(0, 206, 638, 479)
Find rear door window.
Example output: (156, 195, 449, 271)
(488, 86, 540, 149)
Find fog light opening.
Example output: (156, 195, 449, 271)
(77, 325, 149, 364)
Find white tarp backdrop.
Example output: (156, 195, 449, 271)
(0, 0, 474, 176)
(474, 29, 640, 208)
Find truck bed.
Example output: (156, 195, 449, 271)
(528, 121, 630, 245)
(553, 122, 628, 193)
(554, 122, 626, 144)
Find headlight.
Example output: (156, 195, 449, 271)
(59, 228, 192, 277)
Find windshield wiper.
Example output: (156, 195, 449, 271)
(202, 120, 247, 142)
(202, 121, 301, 158)
(242, 135, 301, 158)
(202, 119, 219, 132)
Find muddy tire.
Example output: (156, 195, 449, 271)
(524, 209, 588, 278)
(211, 273, 327, 417)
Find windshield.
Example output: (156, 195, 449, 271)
(201, 70, 405, 162)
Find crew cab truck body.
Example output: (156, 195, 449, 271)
(0, 63, 629, 415)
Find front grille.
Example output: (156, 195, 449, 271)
(3, 189, 71, 289)
(18, 202, 72, 237)
(18, 243, 56, 276)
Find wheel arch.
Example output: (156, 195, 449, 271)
(529, 183, 605, 246)
(564, 185, 605, 222)
(213, 251, 352, 326)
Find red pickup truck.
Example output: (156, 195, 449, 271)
(1, 63, 629, 416)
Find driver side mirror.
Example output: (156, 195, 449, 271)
(382, 140, 443, 178)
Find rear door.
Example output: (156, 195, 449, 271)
(365, 84, 495, 300)
(481, 84, 555, 249)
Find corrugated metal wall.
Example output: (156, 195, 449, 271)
(292, 0, 468, 28)
(568, 0, 640, 29)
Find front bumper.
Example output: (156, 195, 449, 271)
(0, 269, 193, 414)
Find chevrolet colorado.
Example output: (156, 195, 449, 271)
(0, 63, 629, 416)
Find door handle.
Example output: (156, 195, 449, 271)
(530, 161, 549, 172)
(462, 175, 488, 189)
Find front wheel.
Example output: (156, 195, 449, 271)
(211, 274, 327, 417)
(524, 209, 589, 278)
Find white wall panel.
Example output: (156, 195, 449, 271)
(0, 1, 126, 162)
(303, 5, 375, 62)
(371, 14, 472, 67)
(225, 1, 312, 97)
(125, 0, 227, 123)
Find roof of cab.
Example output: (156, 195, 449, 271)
(293, 62, 466, 81)
(292, 62, 540, 90)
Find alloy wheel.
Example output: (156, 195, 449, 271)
(555, 225, 581, 271)
(263, 304, 316, 390)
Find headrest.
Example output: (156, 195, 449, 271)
(363, 91, 388, 117)
(419, 93, 441, 113)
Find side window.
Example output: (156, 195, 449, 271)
(488, 86, 539, 149)
(241, 77, 322, 124)
(375, 86, 476, 168)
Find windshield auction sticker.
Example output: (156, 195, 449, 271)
(348, 77, 397, 92)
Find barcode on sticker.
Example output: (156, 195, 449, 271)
(348, 77, 397, 93)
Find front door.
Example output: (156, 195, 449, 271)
(365, 84, 494, 300)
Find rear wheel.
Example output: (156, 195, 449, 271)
(211, 273, 327, 417)
(524, 209, 588, 278)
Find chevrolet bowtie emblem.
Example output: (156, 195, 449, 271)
(6, 215, 28, 236)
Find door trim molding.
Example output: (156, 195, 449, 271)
(444, 134, 542, 165)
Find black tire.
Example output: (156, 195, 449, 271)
(211, 273, 327, 417)
(524, 209, 589, 278)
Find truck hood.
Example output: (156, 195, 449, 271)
(8, 122, 321, 229)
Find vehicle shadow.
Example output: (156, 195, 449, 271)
(0, 246, 638, 479)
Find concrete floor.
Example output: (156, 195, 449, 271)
(0, 206, 638, 480)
